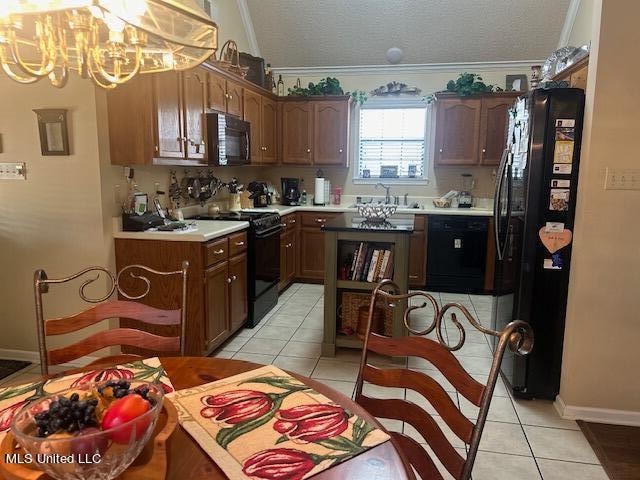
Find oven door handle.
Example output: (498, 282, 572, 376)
(254, 224, 283, 238)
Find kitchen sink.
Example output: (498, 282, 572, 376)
(348, 202, 423, 209)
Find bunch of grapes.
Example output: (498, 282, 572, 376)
(34, 393, 99, 437)
(98, 380, 153, 403)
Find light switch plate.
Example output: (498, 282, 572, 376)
(604, 168, 640, 190)
(0, 162, 26, 180)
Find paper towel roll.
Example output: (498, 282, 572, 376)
(314, 177, 325, 205)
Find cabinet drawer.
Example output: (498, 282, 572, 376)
(281, 213, 298, 232)
(300, 212, 341, 227)
(229, 231, 248, 256)
(204, 238, 228, 266)
(414, 216, 426, 232)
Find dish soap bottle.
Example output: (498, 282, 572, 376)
(301, 190, 307, 205)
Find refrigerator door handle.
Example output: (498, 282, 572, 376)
(500, 159, 514, 260)
(494, 149, 508, 260)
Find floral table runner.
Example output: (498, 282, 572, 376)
(169, 365, 389, 480)
(0, 357, 173, 442)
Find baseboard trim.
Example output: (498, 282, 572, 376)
(0, 348, 100, 370)
(555, 395, 640, 427)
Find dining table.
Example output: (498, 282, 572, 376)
(10, 356, 415, 480)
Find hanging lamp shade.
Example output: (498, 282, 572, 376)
(0, 0, 218, 88)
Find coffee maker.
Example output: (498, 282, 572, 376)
(281, 178, 301, 206)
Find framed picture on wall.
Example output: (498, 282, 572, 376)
(506, 74, 528, 92)
(33, 108, 70, 156)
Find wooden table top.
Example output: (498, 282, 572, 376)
(98, 357, 413, 480)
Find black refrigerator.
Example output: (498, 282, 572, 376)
(491, 88, 585, 399)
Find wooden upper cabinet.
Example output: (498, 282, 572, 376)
(261, 97, 278, 163)
(207, 73, 227, 112)
(182, 69, 206, 159)
(314, 101, 350, 166)
(226, 80, 243, 117)
(479, 97, 513, 166)
(107, 75, 155, 165)
(434, 97, 481, 165)
(282, 101, 314, 164)
(154, 71, 184, 159)
(243, 89, 262, 162)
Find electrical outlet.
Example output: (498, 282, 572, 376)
(604, 168, 640, 190)
(0, 162, 26, 180)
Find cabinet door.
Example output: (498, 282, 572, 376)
(278, 231, 289, 291)
(409, 232, 426, 287)
(155, 71, 184, 158)
(314, 101, 349, 165)
(226, 80, 243, 117)
(434, 98, 481, 165)
(479, 97, 512, 166)
(208, 73, 227, 112)
(229, 253, 248, 331)
(299, 228, 325, 279)
(243, 89, 263, 163)
(261, 97, 278, 164)
(204, 260, 229, 350)
(183, 69, 206, 160)
(107, 74, 155, 164)
(286, 230, 297, 284)
(282, 102, 313, 165)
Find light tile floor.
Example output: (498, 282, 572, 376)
(0, 283, 608, 480)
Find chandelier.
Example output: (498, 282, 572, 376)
(0, 0, 218, 89)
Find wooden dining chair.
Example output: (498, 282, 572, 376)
(33, 261, 189, 375)
(354, 280, 534, 480)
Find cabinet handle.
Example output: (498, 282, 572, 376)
(213, 249, 224, 254)
(226, 277, 232, 283)
(289, 219, 296, 224)
(281, 223, 287, 227)
(339, 148, 343, 153)
(482, 148, 486, 153)
(154, 145, 159, 153)
(439, 148, 443, 153)
(315, 218, 326, 223)
(224, 93, 229, 99)
(307, 148, 311, 153)
(409, 275, 418, 279)
(234, 241, 245, 246)
(264, 146, 268, 151)
(232, 275, 237, 281)
(287, 243, 292, 248)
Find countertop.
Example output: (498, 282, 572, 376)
(322, 214, 415, 233)
(113, 219, 249, 242)
(238, 203, 493, 217)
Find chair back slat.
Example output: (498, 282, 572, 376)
(47, 328, 181, 366)
(44, 300, 181, 335)
(367, 333, 485, 406)
(355, 280, 534, 480)
(389, 431, 445, 480)
(363, 364, 474, 443)
(356, 395, 465, 479)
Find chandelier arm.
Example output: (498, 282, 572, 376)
(0, 61, 41, 84)
(6, 18, 56, 78)
(89, 44, 142, 86)
(48, 65, 69, 88)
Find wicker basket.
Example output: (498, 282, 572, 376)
(339, 291, 393, 336)
(214, 40, 249, 78)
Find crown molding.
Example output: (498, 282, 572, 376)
(236, 0, 261, 57)
(272, 60, 543, 77)
(558, 0, 583, 48)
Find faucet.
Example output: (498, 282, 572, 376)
(375, 182, 391, 204)
(403, 193, 409, 206)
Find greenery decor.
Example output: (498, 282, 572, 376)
(349, 90, 368, 105)
(445, 72, 503, 96)
(287, 77, 344, 96)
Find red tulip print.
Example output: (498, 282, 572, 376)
(273, 404, 349, 443)
(0, 400, 28, 431)
(70, 368, 134, 388)
(201, 390, 272, 425)
(242, 448, 315, 480)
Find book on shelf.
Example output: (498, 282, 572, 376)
(366, 250, 380, 282)
(344, 242, 394, 283)
(382, 249, 394, 279)
(360, 246, 375, 281)
(349, 243, 362, 280)
(378, 250, 392, 281)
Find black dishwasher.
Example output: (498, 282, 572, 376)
(426, 216, 488, 293)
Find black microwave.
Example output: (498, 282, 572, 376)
(206, 113, 250, 165)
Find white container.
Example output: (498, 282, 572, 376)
(314, 177, 325, 205)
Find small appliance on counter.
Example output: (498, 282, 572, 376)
(247, 181, 273, 207)
(281, 177, 301, 206)
(458, 173, 475, 208)
(122, 212, 164, 232)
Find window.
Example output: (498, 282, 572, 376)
(355, 99, 427, 182)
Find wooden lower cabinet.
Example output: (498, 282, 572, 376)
(204, 260, 230, 350)
(229, 253, 248, 331)
(409, 216, 427, 288)
(115, 231, 248, 356)
(279, 230, 296, 291)
(297, 212, 343, 281)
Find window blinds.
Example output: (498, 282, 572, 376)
(358, 106, 426, 178)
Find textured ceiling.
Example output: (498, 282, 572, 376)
(246, 0, 570, 67)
